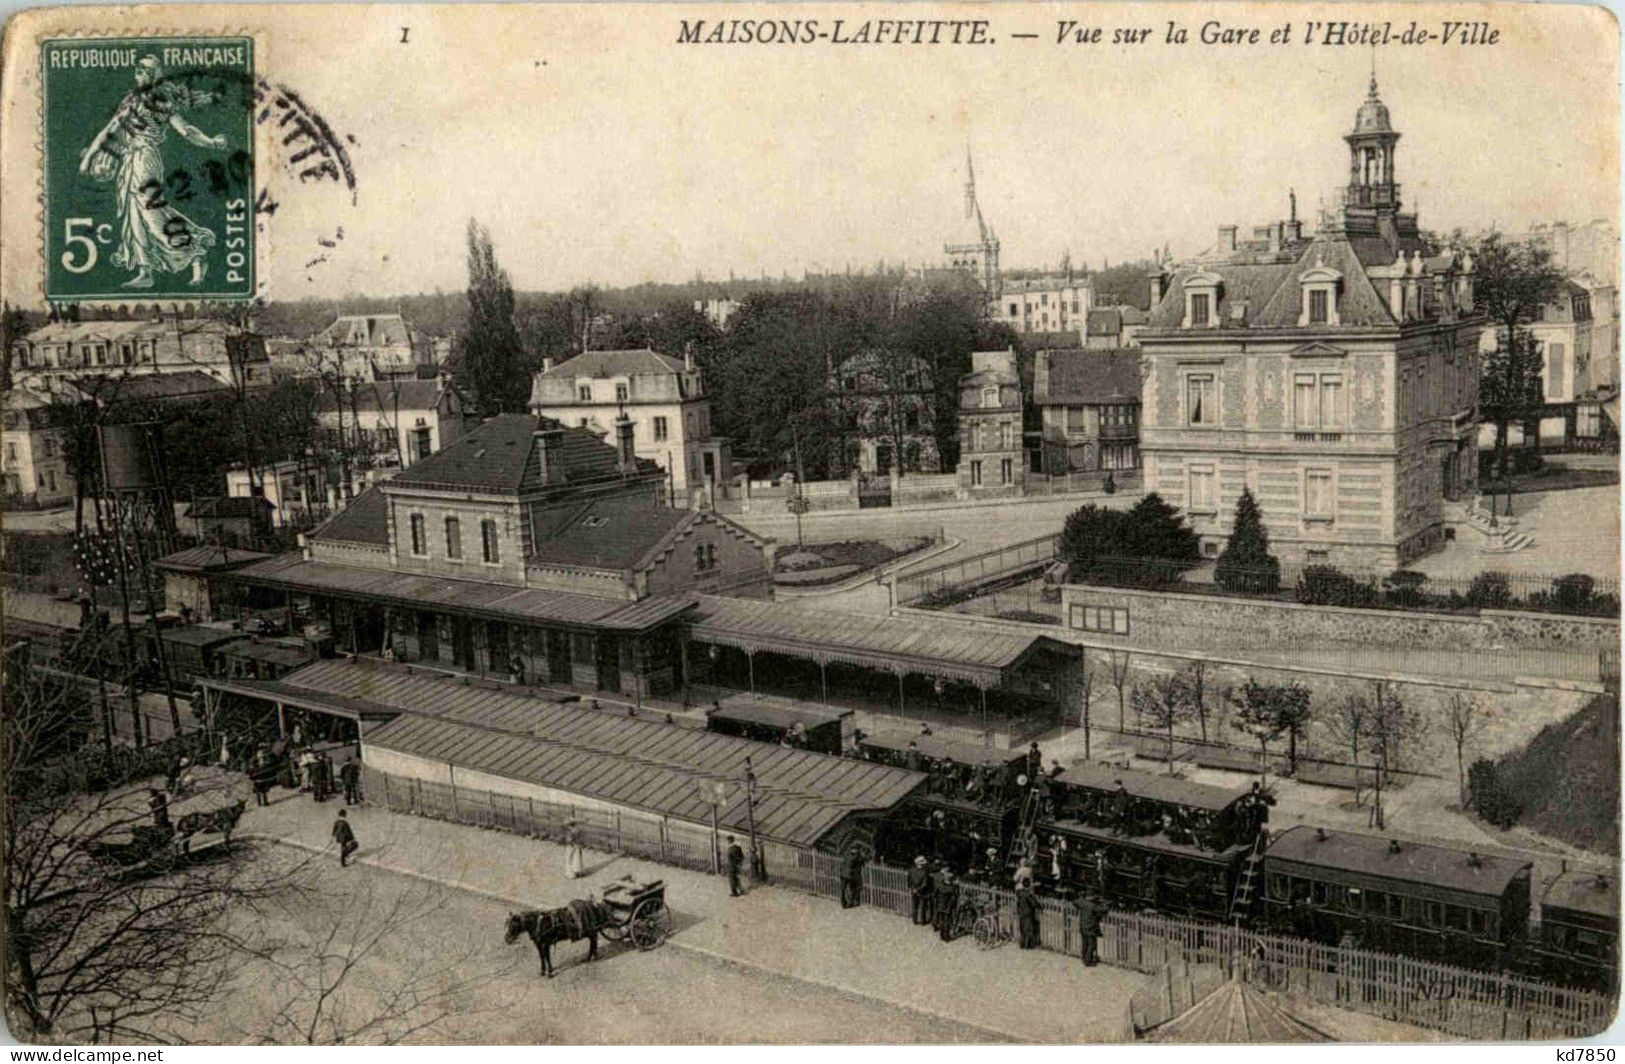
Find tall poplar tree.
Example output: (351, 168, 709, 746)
(456, 220, 529, 419)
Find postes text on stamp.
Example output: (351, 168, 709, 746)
(42, 36, 256, 301)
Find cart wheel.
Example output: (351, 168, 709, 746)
(973, 915, 999, 950)
(630, 899, 667, 950)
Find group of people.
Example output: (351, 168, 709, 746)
(904, 852, 1109, 964)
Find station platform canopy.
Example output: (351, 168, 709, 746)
(204, 657, 926, 849)
(688, 594, 1080, 688)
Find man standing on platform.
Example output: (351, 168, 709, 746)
(931, 866, 959, 942)
(1075, 890, 1105, 966)
(340, 756, 361, 806)
(332, 809, 358, 867)
(840, 849, 864, 908)
(1016, 880, 1040, 949)
(907, 855, 932, 925)
(725, 835, 745, 897)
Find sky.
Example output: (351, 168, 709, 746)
(2, 1, 1618, 303)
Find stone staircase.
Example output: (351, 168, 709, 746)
(1462, 501, 1535, 554)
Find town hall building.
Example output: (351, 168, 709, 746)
(1137, 76, 1485, 569)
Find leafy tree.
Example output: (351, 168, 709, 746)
(1059, 493, 1198, 584)
(1130, 673, 1193, 774)
(1469, 231, 1568, 480)
(1214, 487, 1280, 593)
(1, 301, 31, 394)
(1125, 492, 1201, 564)
(1227, 679, 1311, 777)
(1467, 758, 1522, 828)
(455, 219, 529, 419)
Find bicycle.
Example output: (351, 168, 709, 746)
(972, 901, 1015, 950)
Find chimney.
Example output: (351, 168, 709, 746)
(615, 413, 636, 474)
(1147, 266, 1169, 307)
(1467, 852, 1483, 868)
(1387, 839, 1402, 855)
(1269, 222, 1283, 255)
(683, 340, 695, 372)
(531, 425, 562, 485)
(1218, 225, 1238, 252)
(541, 356, 555, 373)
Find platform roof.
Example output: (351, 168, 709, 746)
(160, 626, 252, 650)
(1057, 764, 1253, 812)
(258, 658, 926, 848)
(1266, 826, 1532, 898)
(197, 676, 401, 723)
(226, 553, 694, 632)
(689, 595, 1079, 688)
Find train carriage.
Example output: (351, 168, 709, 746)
(859, 732, 1024, 874)
(1262, 826, 1532, 971)
(1042, 766, 1267, 920)
(1529, 870, 1619, 993)
(705, 694, 852, 755)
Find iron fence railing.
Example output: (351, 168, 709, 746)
(894, 533, 1059, 607)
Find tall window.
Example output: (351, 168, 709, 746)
(982, 386, 999, 408)
(998, 423, 1011, 450)
(1000, 458, 1012, 484)
(1304, 469, 1334, 518)
(1308, 288, 1329, 325)
(1294, 373, 1343, 430)
(1548, 344, 1567, 398)
(577, 384, 592, 401)
(654, 416, 668, 441)
(615, 383, 629, 402)
(480, 519, 499, 564)
(409, 513, 426, 556)
(970, 461, 983, 487)
(1190, 293, 1210, 327)
(1186, 374, 1216, 426)
(444, 515, 461, 559)
(1188, 466, 1216, 511)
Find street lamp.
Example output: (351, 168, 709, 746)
(743, 756, 764, 881)
(787, 491, 809, 551)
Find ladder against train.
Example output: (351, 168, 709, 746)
(1228, 830, 1270, 922)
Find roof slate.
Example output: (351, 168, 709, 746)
(1541, 869, 1619, 918)
(388, 414, 622, 495)
(155, 545, 271, 572)
(312, 486, 390, 546)
(528, 495, 692, 571)
(316, 379, 447, 414)
(1034, 348, 1143, 406)
(539, 348, 687, 379)
(1057, 764, 1252, 812)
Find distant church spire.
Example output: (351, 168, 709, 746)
(964, 143, 977, 221)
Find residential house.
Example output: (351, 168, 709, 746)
(694, 299, 742, 330)
(1083, 305, 1148, 349)
(217, 413, 773, 698)
(1477, 280, 1595, 448)
(1136, 75, 1484, 569)
(830, 350, 940, 477)
(956, 349, 1025, 495)
(184, 496, 276, 548)
(528, 347, 731, 505)
(1033, 349, 1143, 475)
(2, 386, 72, 507)
(10, 318, 269, 394)
(992, 276, 1095, 337)
(318, 377, 466, 473)
(305, 313, 431, 380)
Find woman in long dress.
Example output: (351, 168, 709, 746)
(76, 55, 227, 289)
(564, 821, 586, 879)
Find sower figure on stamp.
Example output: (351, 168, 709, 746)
(76, 55, 227, 289)
(332, 809, 358, 867)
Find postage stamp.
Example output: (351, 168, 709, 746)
(42, 36, 256, 301)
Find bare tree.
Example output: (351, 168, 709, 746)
(1332, 693, 1369, 807)
(1442, 690, 1487, 809)
(1350, 680, 1415, 829)
(1182, 660, 1211, 742)
(244, 879, 498, 1045)
(1107, 650, 1132, 734)
(1076, 652, 1097, 761)
(1130, 672, 1193, 775)
(4, 665, 303, 1041)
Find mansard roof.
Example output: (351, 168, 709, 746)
(387, 413, 634, 495)
(540, 348, 687, 379)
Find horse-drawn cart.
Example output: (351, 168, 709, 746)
(601, 875, 672, 951)
(85, 792, 247, 876)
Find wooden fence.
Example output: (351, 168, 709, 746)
(360, 766, 1615, 1040)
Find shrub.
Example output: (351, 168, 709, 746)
(1465, 571, 1513, 610)
(1215, 488, 1281, 594)
(1513, 448, 1545, 476)
(1383, 569, 1430, 608)
(1059, 492, 1199, 586)
(1549, 573, 1597, 614)
(1295, 565, 1379, 608)
(1467, 758, 1522, 829)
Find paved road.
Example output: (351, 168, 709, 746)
(738, 493, 1135, 614)
(193, 847, 998, 1044)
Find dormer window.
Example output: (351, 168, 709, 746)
(1298, 266, 1343, 327)
(1182, 271, 1223, 329)
(982, 386, 999, 408)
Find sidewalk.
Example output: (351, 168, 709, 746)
(233, 770, 1143, 1043)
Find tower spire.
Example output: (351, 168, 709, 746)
(964, 143, 977, 221)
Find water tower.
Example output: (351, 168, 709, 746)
(97, 420, 178, 552)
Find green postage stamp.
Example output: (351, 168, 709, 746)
(42, 36, 256, 301)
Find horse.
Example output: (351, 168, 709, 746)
(504, 903, 603, 978)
